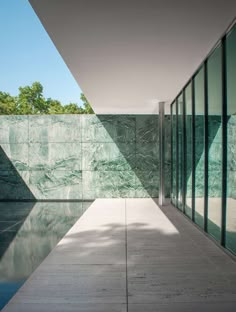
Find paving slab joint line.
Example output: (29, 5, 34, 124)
(125, 199, 129, 312)
(168, 203, 236, 262)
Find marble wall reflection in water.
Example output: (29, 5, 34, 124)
(0, 201, 91, 310)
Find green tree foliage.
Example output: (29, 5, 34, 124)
(0, 82, 94, 115)
(17, 82, 49, 114)
(0, 92, 17, 114)
(80, 93, 94, 114)
(47, 99, 65, 114)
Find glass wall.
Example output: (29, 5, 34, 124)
(194, 67, 205, 229)
(177, 94, 183, 210)
(226, 25, 236, 254)
(171, 22, 236, 255)
(207, 45, 222, 241)
(185, 83, 193, 218)
(171, 102, 177, 205)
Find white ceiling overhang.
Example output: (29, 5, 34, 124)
(29, 0, 236, 114)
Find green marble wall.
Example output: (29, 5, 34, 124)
(0, 115, 171, 200)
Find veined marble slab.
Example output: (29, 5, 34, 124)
(82, 143, 135, 171)
(81, 115, 136, 143)
(0, 116, 28, 144)
(136, 115, 158, 143)
(0, 114, 170, 200)
(136, 143, 159, 171)
(29, 170, 82, 199)
(0, 144, 28, 171)
(29, 115, 81, 143)
(29, 143, 82, 171)
(135, 171, 159, 198)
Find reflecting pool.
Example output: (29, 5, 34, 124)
(0, 201, 91, 310)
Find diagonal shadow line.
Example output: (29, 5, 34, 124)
(0, 145, 36, 259)
(0, 201, 36, 260)
(185, 115, 225, 195)
(96, 114, 160, 198)
(178, 115, 235, 245)
(0, 200, 94, 310)
(0, 146, 36, 201)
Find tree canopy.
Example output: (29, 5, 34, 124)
(0, 82, 94, 115)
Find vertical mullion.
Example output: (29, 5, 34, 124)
(204, 60, 209, 232)
(176, 99, 179, 207)
(159, 102, 165, 206)
(182, 90, 187, 214)
(191, 78, 196, 222)
(170, 104, 173, 202)
(221, 35, 227, 247)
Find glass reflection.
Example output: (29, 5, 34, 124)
(226, 25, 236, 255)
(185, 83, 193, 218)
(194, 67, 205, 228)
(0, 201, 91, 309)
(171, 22, 236, 256)
(177, 94, 183, 210)
(207, 45, 222, 241)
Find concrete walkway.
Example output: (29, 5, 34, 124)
(3, 199, 236, 312)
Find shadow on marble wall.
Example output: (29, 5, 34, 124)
(94, 115, 161, 198)
(0, 146, 35, 200)
(0, 115, 169, 199)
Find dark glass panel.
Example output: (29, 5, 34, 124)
(185, 83, 193, 218)
(226, 25, 236, 254)
(194, 67, 205, 228)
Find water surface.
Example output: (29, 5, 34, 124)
(0, 201, 91, 310)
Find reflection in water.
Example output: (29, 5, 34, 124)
(0, 201, 91, 310)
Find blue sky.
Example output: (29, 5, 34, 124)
(0, 0, 83, 106)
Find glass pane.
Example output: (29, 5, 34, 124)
(185, 83, 193, 218)
(194, 67, 205, 228)
(207, 46, 222, 241)
(226, 25, 236, 254)
(172, 102, 177, 205)
(177, 94, 183, 210)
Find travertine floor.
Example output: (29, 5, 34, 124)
(2, 199, 236, 312)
